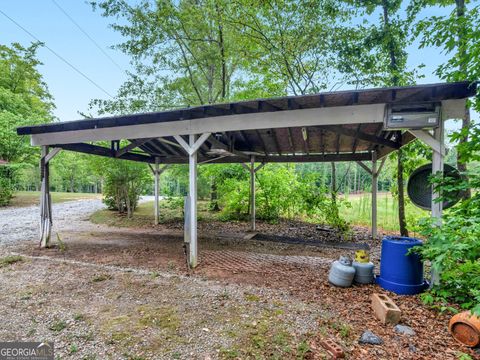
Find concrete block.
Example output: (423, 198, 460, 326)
(320, 338, 344, 359)
(371, 293, 401, 325)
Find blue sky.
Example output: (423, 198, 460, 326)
(0, 0, 131, 121)
(0, 0, 476, 128)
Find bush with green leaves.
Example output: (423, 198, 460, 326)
(0, 175, 13, 206)
(101, 160, 150, 218)
(414, 124, 480, 315)
(213, 163, 350, 233)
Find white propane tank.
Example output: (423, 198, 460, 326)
(328, 256, 356, 287)
(352, 250, 375, 284)
(353, 261, 375, 284)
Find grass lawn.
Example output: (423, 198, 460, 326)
(340, 192, 428, 232)
(90, 199, 217, 228)
(8, 191, 101, 208)
(91, 192, 429, 233)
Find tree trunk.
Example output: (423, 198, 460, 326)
(210, 178, 220, 211)
(398, 148, 408, 236)
(382, 0, 408, 234)
(455, 0, 471, 199)
(331, 162, 337, 203)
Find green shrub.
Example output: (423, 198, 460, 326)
(0, 176, 13, 206)
(216, 164, 350, 232)
(414, 124, 480, 315)
(102, 161, 150, 218)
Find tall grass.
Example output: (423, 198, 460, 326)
(341, 192, 428, 232)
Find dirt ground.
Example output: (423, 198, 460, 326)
(0, 202, 478, 359)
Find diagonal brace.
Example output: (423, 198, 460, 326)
(174, 133, 211, 155)
(409, 129, 445, 155)
(43, 147, 61, 164)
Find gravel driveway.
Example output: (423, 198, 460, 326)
(0, 196, 158, 246)
(0, 199, 105, 246)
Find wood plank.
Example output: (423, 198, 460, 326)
(30, 104, 387, 146)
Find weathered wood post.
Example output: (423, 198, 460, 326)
(149, 159, 169, 226)
(174, 133, 210, 268)
(188, 134, 198, 267)
(241, 157, 265, 232)
(39, 146, 61, 248)
(431, 119, 445, 221)
(154, 157, 160, 225)
(250, 156, 256, 231)
(39, 146, 51, 248)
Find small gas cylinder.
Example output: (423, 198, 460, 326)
(353, 250, 375, 284)
(353, 261, 375, 284)
(328, 256, 356, 287)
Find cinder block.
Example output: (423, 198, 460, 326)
(371, 293, 401, 325)
(320, 338, 344, 359)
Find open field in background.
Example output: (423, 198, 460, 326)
(90, 192, 429, 233)
(90, 199, 216, 228)
(9, 191, 101, 208)
(341, 192, 429, 232)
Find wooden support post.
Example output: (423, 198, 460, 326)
(154, 157, 160, 225)
(431, 120, 445, 222)
(372, 152, 378, 239)
(39, 146, 60, 248)
(241, 157, 265, 232)
(250, 156, 256, 231)
(188, 134, 198, 268)
(149, 160, 169, 226)
(174, 133, 210, 268)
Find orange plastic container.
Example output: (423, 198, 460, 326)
(449, 311, 480, 347)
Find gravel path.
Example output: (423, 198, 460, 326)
(0, 196, 157, 246)
(0, 199, 105, 246)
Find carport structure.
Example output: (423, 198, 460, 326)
(17, 81, 476, 268)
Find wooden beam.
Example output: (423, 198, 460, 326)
(158, 152, 372, 164)
(409, 129, 445, 155)
(271, 129, 282, 155)
(255, 130, 269, 156)
(44, 147, 61, 164)
(206, 135, 249, 159)
(351, 124, 362, 154)
(377, 131, 416, 159)
(56, 143, 155, 163)
(327, 125, 400, 149)
(116, 138, 153, 157)
(356, 161, 372, 175)
(155, 140, 183, 156)
(30, 104, 387, 146)
(335, 133, 341, 154)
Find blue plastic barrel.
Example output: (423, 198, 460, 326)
(376, 236, 428, 295)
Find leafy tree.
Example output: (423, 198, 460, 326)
(229, 0, 346, 96)
(414, 123, 480, 314)
(0, 42, 54, 205)
(338, 0, 422, 236)
(90, 0, 247, 111)
(409, 0, 480, 198)
(89, 153, 151, 218)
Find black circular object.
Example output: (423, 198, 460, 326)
(407, 163, 461, 210)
